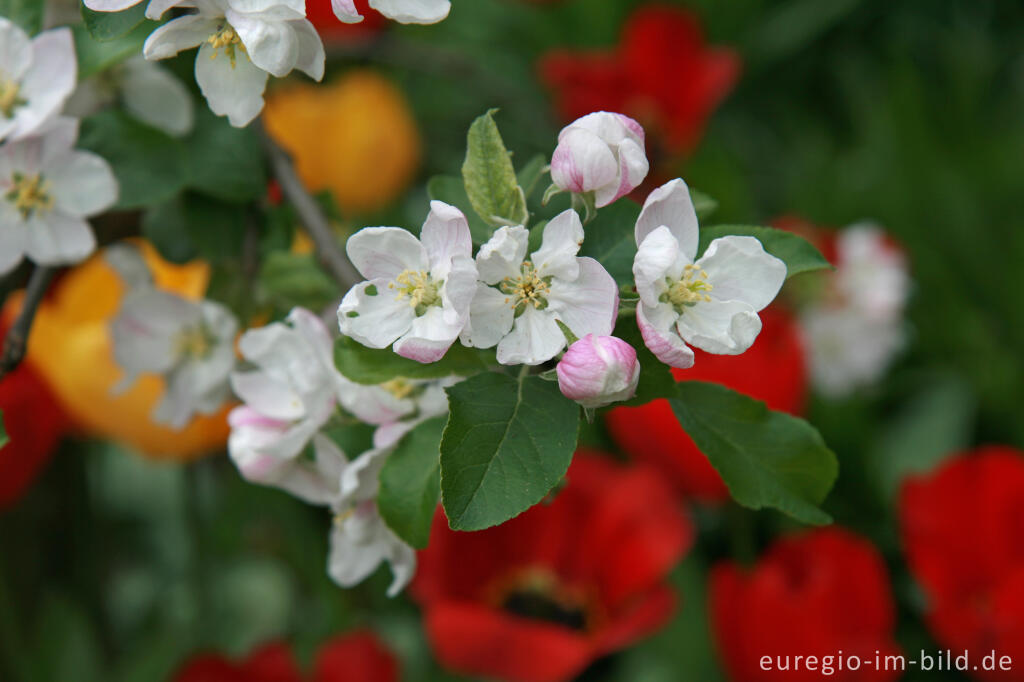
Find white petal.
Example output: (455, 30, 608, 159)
(531, 208, 583, 280)
(460, 284, 514, 349)
(568, 111, 646, 147)
(46, 151, 118, 217)
(327, 508, 389, 587)
(394, 306, 461, 363)
(368, 0, 451, 24)
(231, 370, 307, 420)
(0, 206, 26, 275)
(22, 211, 96, 266)
(332, 0, 364, 22)
(550, 127, 618, 195)
(111, 291, 193, 377)
(337, 278, 416, 348)
(121, 58, 194, 136)
(143, 15, 218, 60)
(421, 200, 472, 280)
(697, 235, 787, 311)
(440, 254, 478, 325)
(104, 242, 153, 290)
(229, 11, 298, 78)
(676, 299, 762, 355)
(0, 18, 32, 84)
(636, 301, 694, 369)
(11, 28, 76, 140)
(633, 225, 680, 306)
(346, 226, 428, 281)
(496, 307, 565, 366)
(286, 306, 336, 370)
(84, 0, 144, 9)
(289, 19, 325, 81)
(195, 41, 268, 127)
(145, 0, 189, 19)
(475, 225, 528, 285)
(547, 257, 618, 339)
(228, 0, 305, 17)
(594, 136, 648, 207)
(634, 178, 699, 260)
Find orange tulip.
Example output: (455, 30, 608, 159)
(263, 70, 421, 214)
(4, 241, 231, 460)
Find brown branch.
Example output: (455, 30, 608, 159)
(256, 122, 361, 290)
(0, 266, 56, 381)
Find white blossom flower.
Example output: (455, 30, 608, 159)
(66, 56, 194, 137)
(550, 111, 649, 208)
(110, 256, 238, 429)
(0, 20, 75, 142)
(143, 0, 325, 127)
(460, 208, 619, 365)
(82, 0, 188, 19)
(332, 0, 450, 25)
(800, 223, 910, 396)
(556, 334, 640, 408)
(338, 201, 478, 363)
(370, 376, 455, 449)
(0, 118, 117, 275)
(633, 179, 787, 368)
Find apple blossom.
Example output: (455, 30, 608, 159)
(0, 118, 118, 276)
(633, 178, 786, 368)
(832, 223, 910, 321)
(338, 201, 478, 363)
(460, 208, 619, 365)
(556, 334, 640, 408)
(82, 0, 189, 19)
(0, 20, 75, 142)
(142, 0, 325, 127)
(550, 111, 649, 208)
(110, 283, 238, 430)
(332, 0, 451, 25)
(66, 56, 194, 137)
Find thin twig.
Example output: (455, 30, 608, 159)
(256, 122, 361, 290)
(0, 266, 56, 381)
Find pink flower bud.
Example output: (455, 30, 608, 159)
(550, 111, 650, 207)
(556, 334, 641, 408)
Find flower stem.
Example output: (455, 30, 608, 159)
(0, 265, 56, 381)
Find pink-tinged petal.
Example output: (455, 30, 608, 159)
(547, 256, 618, 339)
(338, 278, 417, 349)
(369, 0, 451, 24)
(550, 127, 618, 195)
(675, 299, 762, 355)
(634, 178, 699, 259)
(633, 225, 681, 307)
(637, 301, 694, 369)
(696, 235, 786, 311)
(594, 136, 648, 207)
(557, 334, 640, 408)
(332, 0, 364, 22)
(346, 226, 427, 281)
(421, 200, 473, 279)
(532, 208, 583, 280)
(394, 306, 461, 363)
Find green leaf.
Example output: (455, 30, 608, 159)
(184, 108, 267, 202)
(73, 22, 153, 81)
(378, 416, 446, 548)
(516, 153, 548, 201)
(141, 193, 246, 264)
(0, 409, 7, 450)
(579, 199, 642, 285)
(426, 175, 493, 244)
(32, 595, 103, 682)
(461, 109, 528, 227)
(669, 382, 838, 525)
(141, 197, 198, 264)
(82, 3, 148, 42)
(333, 336, 490, 385)
(690, 188, 719, 221)
(698, 225, 832, 279)
(441, 372, 580, 530)
(0, 0, 43, 34)
(78, 110, 187, 210)
(260, 251, 339, 311)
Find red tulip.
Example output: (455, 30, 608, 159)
(0, 323, 67, 509)
(710, 528, 901, 681)
(305, 0, 386, 39)
(900, 447, 1024, 681)
(411, 451, 694, 682)
(540, 4, 740, 158)
(605, 306, 807, 502)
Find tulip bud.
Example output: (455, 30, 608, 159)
(556, 334, 641, 408)
(550, 111, 649, 207)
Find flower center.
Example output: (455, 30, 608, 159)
(207, 24, 246, 68)
(662, 264, 713, 312)
(380, 378, 415, 400)
(176, 324, 216, 360)
(0, 77, 26, 118)
(390, 269, 442, 315)
(5, 172, 54, 220)
(500, 262, 552, 316)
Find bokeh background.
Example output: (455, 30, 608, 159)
(2, 0, 1023, 680)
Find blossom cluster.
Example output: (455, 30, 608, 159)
(83, 0, 452, 126)
(0, 19, 118, 276)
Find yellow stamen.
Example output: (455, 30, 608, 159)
(207, 25, 245, 68)
(380, 378, 415, 400)
(0, 78, 26, 118)
(176, 325, 214, 359)
(664, 264, 713, 309)
(6, 173, 53, 220)
(389, 269, 441, 314)
(499, 261, 551, 314)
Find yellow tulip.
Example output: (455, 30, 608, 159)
(5, 241, 231, 460)
(263, 70, 421, 214)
